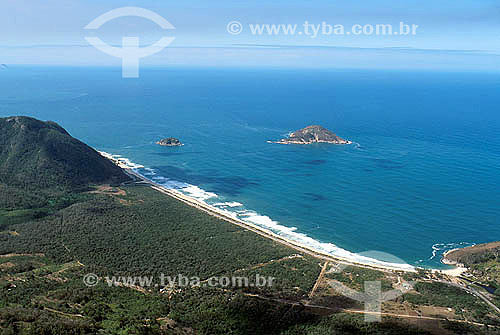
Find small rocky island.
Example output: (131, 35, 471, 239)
(156, 137, 183, 146)
(269, 125, 351, 145)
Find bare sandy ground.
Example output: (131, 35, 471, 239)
(437, 267, 468, 276)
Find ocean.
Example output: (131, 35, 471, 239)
(1, 66, 499, 268)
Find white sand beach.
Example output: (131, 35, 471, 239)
(100, 151, 469, 275)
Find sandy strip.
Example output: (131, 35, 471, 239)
(120, 167, 419, 273)
(439, 267, 468, 276)
(101, 151, 468, 274)
(439, 249, 468, 276)
(442, 248, 460, 262)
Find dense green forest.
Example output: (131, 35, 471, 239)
(0, 186, 436, 334)
(1, 186, 307, 287)
(2, 185, 498, 334)
(0, 116, 128, 210)
(1, 116, 498, 334)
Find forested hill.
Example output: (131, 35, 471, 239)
(0, 116, 129, 189)
(0, 116, 497, 334)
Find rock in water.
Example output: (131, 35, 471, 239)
(270, 125, 351, 145)
(156, 137, 183, 146)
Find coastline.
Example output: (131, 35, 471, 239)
(442, 248, 460, 265)
(435, 248, 467, 276)
(267, 140, 353, 145)
(99, 151, 465, 275)
(125, 167, 415, 273)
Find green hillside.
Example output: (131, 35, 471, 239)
(0, 116, 129, 189)
(0, 116, 497, 334)
(0, 116, 129, 210)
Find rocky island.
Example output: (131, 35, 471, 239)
(156, 137, 183, 146)
(269, 125, 351, 145)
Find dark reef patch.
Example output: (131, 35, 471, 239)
(152, 165, 258, 196)
(304, 159, 327, 165)
(373, 158, 405, 170)
(153, 151, 204, 157)
(303, 193, 328, 201)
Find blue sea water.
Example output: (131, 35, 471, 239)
(1, 66, 499, 268)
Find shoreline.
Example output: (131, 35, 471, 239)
(123, 167, 415, 273)
(100, 151, 466, 275)
(442, 248, 460, 265)
(434, 248, 467, 276)
(439, 248, 468, 275)
(267, 140, 353, 145)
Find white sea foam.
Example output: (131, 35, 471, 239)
(142, 167, 156, 176)
(98, 151, 144, 169)
(213, 202, 244, 208)
(429, 242, 475, 260)
(98, 151, 114, 159)
(352, 141, 362, 149)
(118, 158, 144, 169)
(236, 212, 413, 270)
(151, 176, 168, 182)
(215, 207, 239, 219)
(181, 185, 218, 201)
(100, 151, 415, 271)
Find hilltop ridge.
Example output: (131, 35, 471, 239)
(0, 116, 129, 189)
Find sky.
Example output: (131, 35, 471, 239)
(1, 0, 500, 70)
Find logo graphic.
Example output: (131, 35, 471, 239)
(326, 251, 415, 322)
(83, 273, 99, 287)
(227, 21, 243, 35)
(84, 7, 175, 78)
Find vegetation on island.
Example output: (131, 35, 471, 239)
(271, 125, 351, 144)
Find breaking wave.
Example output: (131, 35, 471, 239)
(99, 151, 415, 271)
